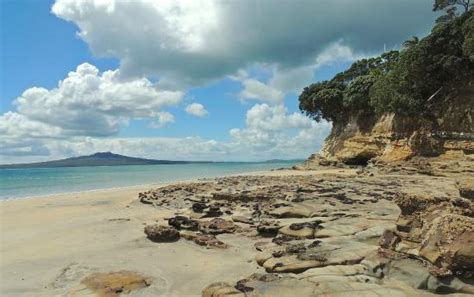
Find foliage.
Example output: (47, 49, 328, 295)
(402, 36, 419, 49)
(299, 51, 399, 122)
(299, 10, 473, 123)
(299, 81, 345, 122)
(433, 0, 472, 14)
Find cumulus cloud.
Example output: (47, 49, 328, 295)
(229, 104, 331, 157)
(52, 0, 435, 87)
(0, 62, 186, 162)
(149, 111, 175, 128)
(229, 40, 365, 106)
(240, 79, 285, 104)
(14, 63, 183, 136)
(0, 62, 330, 163)
(1, 102, 331, 163)
(185, 103, 209, 117)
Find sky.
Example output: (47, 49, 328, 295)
(0, 0, 438, 163)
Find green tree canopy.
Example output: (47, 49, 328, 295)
(433, 0, 472, 13)
(299, 10, 473, 123)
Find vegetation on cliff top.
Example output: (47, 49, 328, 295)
(299, 7, 473, 124)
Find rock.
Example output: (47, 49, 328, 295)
(144, 224, 180, 242)
(138, 192, 154, 205)
(452, 239, 474, 275)
(232, 215, 253, 224)
(309, 93, 473, 165)
(386, 259, 430, 289)
(199, 218, 238, 235)
(457, 179, 474, 200)
(314, 224, 363, 238)
(254, 241, 274, 252)
(258, 240, 377, 273)
(79, 271, 151, 297)
(354, 225, 387, 242)
(279, 225, 314, 239)
(257, 221, 281, 237)
(394, 192, 444, 217)
(379, 229, 400, 249)
(203, 205, 223, 217)
(168, 216, 199, 231)
(210, 275, 435, 297)
(202, 282, 244, 297)
(278, 221, 322, 239)
(137, 170, 474, 296)
(180, 231, 229, 249)
(269, 205, 312, 218)
(192, 202, 208, 213)
(385, 192, 474, 277)
(426, 275, 474, 294)
(360, 253, 392, 278)
(419, 215, 474, 273)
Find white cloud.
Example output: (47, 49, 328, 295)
(14, 63, 183, 136)
(314, 41, 362, 68)
(52, 0, 436, 87)
(149, 111, 175, 128)
(244, 104, 313, 131)
(0, 61, 330, 163)
(228, 104, 331, 157)
(240, 79, 284, 104)
(185, 103, 209, 117)
(230, 40, 366, 106)
(268, 65, 315, 94)
(0, 112, 62, 139)
(0, 102, 331, 163)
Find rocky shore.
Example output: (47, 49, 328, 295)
(1, 159, 472, 296)
(131, 156, 472, 296)
(0, 155, 474, 297)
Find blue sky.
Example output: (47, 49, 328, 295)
(0, 0, 437, 163)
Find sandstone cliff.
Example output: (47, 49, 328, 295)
(307, 84, 474, 166)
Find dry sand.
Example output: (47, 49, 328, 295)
(0, 169, 345, 296)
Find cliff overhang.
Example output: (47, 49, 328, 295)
(306, 85, 474, 166)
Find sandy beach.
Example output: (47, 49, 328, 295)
(1, 165, 472, 297)
(0, 169, 341, 296)
(1, 183, 249, 296)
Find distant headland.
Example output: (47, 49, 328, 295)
(0, 152, 303, 169)
(0, 152, 206, 169)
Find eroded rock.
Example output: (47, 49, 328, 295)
(144, 224, 180, 242)
(137, 166, 473, 296)
(168, 216, 199, 231)
(80, 271, 151, 297)
(180, 231, 229, 249)
(199, 218, 239, 235)
(382, 192, 474, 278)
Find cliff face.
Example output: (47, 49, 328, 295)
(312, 85, 474, 165)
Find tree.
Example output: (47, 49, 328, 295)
(433, 0, 472, 14)
(343, 75, 376, 113)
(403, 36, 419, 49)
(299, 81, 345, 123)
(462, 10, 474, 59)
(299, 10, 473, 122)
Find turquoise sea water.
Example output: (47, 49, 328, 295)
(0, 161, 298, 199)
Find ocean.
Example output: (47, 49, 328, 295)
(0, 161, 298, 199)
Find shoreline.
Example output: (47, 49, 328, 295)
(0, 165, 301, 201)
(0, 167, 341, 201)
(0, 183, 163, 202)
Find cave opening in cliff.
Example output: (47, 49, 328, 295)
(344, 156, 371, 166)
